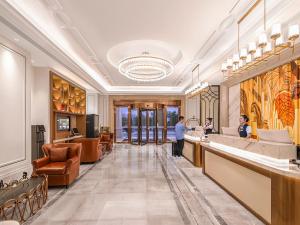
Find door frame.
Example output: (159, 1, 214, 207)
(114, 105, 130, 143)
(139, 108, 157, 145)
(113, 101, 181, 144)
(130, 106, 140, 145)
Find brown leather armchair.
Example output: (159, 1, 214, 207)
(72, 138, 103, 163)
(100, 133, 113, 152)
(32, 143, 81, 187)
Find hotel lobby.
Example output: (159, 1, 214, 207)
(0, 0, 299, 224)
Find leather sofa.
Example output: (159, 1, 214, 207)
(72, 138, 103, 163)
(100, 133, 113, 152)
(32, 143, 81, 187)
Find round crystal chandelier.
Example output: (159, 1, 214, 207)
(118, 52, 174, 82)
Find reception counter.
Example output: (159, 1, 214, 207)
(201, 135, 299, 225)
(183, 133, 203, 167)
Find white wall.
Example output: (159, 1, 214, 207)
(98, 95, 109, 127)
(31, 67, 50, 143)
(86, 93, 99, 115)
(86, 93, 109, 127)
(0, 35, 33, 180)
(220, 85, 229, 128)
(0, 43, 26, 167)
(229, 84, 240, 128)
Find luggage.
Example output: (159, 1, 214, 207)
(172, 141, 177, 156)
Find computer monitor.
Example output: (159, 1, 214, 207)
(56, 115, 70, 131)
(71, 128, 80, 136)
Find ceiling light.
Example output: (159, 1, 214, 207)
(264, 42, 272, 53)
(288, 24, 299, 41)
(226, 58, 233, 69)
(221, 63, 227, 72)
(185, 82, 208, 96)
(275, 35, 285, 46)
(248, 42, 256, 54)
(232, 64, 238, 72)
(239, 59, 244, 68)
(258, 32, 268, 48)
(271, 23, 282, 40)
(240, 48, 248, 60)
(233, 54, 240, 65)
(246, 54, 252, 64)
(221, 0, 299, 77)
(118, 52, 174, 82)
(254, 48, 262, 59)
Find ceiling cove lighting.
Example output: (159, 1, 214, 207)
(221, 0, 299, 77)
(118, 52, 174, 82)
(185, 82, 209, 97)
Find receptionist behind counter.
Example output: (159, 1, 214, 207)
(238, 115, 252, 138)
(203, 118, 213, 135)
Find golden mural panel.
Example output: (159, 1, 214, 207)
(240, 59, 300, 145)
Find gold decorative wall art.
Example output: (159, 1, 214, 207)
(240, 58, 300, 144)
(51, 73, 86, 115)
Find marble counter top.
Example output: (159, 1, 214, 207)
(184, 130, 205, 142)
(208, 134, 296, 160)
(201, 141, 300, 179)
(184, 134, 201, 142)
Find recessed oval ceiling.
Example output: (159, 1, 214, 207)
(107, 40, 182, 69)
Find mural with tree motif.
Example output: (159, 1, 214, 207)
(240, 59, 300, 145)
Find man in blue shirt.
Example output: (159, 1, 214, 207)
(175, 116, 186, 157)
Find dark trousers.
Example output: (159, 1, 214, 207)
(176, 139, 184, 156)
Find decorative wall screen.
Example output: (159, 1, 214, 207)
(240, 59, 300, 145)
(200, 85, 220, 133)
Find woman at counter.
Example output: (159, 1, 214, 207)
(203, 118, 213, 135)
(238, 115, 252, 138)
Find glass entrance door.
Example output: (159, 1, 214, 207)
(166, 106, 179, 142)
(131, 108, 139, 144)
(157, 107, 164, 144)
(139, 109, 157, 144)
(115, 106, 129, 142)
(115, 104, 180, 144)
(140, 110, 147, 145)
(148, 110, 156, 143)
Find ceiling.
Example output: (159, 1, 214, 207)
(3, 0, 299, 94)
(0, 18, 97, 92)
(1, 0, 241, 93)
(52, 0, 238, 86)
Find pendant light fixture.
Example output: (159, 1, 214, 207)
(240, 48, 248, 60)
(288, 24, 300, 41)
(264, 42, 272, 53)
(185, 65, 209, 98)
(248, 42, 257, 54)
(227, 58, 233, 69)
(270, 23, 282, 40)
(221, 0, 299, 76)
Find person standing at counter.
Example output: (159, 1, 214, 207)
(203, 118, 213, 135)
(238, 115, 252, 138)
(175, 116, 186, 157)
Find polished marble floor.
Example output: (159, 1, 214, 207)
(25, 144, 264, 225)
